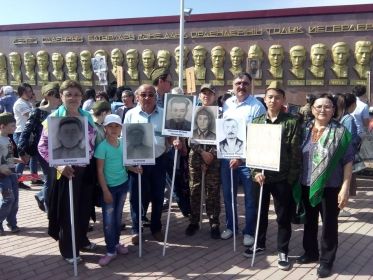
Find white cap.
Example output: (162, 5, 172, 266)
(103, 114, 122, 126)
(2, 86, 14, 95)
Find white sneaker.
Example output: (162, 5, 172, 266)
(220, 229, 233, 240)
(339, 209, 351, 217)
(243, 234, 254, 247)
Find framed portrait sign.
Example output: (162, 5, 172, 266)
(123, 123, 155, 165)
(191, 106, 218, 145)
(216, 118, 246, 159)
(91, 55, 107, 73)
(48, 116, 89, 166)
(162, 93, 196, 137)
(246, 123, 282, 171)
(247, 58, 261, 79)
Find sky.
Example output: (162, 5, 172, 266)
(1, 0, 371, 25)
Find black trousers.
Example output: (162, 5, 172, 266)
(49, 166, 94, 259)
(253, 180, 293, 254)
(301, 186, 340, 266)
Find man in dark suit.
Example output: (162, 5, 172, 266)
(165, 96, 191, 131)
(219, 118, 243, 154)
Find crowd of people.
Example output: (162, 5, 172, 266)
(0, 69, 371, 277)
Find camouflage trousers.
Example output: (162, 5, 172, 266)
(188, 149, 221, 226)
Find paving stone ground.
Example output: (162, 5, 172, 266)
(0, 176, 372, 279)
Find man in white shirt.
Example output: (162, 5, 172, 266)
(220, 72, 266, 247)
(351, 85, 370, 136)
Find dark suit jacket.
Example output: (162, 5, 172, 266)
(219, 138, 243, 154)
(165, 119, 191, 131)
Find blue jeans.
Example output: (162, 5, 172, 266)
(35, 153, 55, 210)
(130, 154, 166, 234)
(13, 132, 38, 175)
(101, 181, 129, 254)
(0, 174, 19, 227)
(220, 159, 255, 235)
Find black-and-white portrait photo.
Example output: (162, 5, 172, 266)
(91, 55, 107, 73)
(48, 116, 89, 165)
(191, 106, 218, 145)
(248, 58, 261, 79)
(216, 118, 246, 159)
(123, 123, 155, 165)
(162, 94, 196, 137)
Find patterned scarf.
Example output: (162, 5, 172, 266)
(293, 120, 351, 207)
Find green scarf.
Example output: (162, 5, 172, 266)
(293, 120, 351, 207)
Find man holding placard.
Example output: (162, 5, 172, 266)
(244, 81, 301, 271)
(220, 73, 266, 246)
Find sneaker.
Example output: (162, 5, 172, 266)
(210, 225, 220, 239)
(98, 253, 116, 266)
(7, 224, 20, 234)
(132, 234, 139, 245)
(116, 244, 129, 255)
(65, 256, 82, 264)
(243, 247, 265, 258)
(339, 209, 351, 217)
(18, 182, 31, 190)
(185, 223, 199, 236)
(278, 252, 290, 270)
(243, 234, 254, 247)
(220, 229, 233, 240)
(152, 231, 164, 242)
(82, 242, 97, 251)
(34, 195, 46, 212)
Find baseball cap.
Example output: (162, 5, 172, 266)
(103, 114, 122, 126)
(266, 80, 285, 96)
(200, 83, 216, 94)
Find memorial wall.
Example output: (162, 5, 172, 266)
(0, 4, 372, 104)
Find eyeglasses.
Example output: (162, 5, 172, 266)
(312, 105, 334, 112)
(139, 93, 155, 99)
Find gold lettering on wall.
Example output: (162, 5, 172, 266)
(42, 36, 84, 44)
(88, 33, 135, 42)
(13, 38, 38, 45)
(309, 23, 373, 33)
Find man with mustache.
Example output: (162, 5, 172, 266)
(219, 118, 243, 154)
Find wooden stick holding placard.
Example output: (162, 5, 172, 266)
(186, 67, 196, 94)
(138, 168, 142, 258)
(116, 66, 124, 87)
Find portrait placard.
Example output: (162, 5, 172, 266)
(246, 123, 282, 171)
(91, 55, 107, 73)
(48, 116, 89, 166)
(162, 94, 196, 137)
(247, 58, 261, 79)
(116, 66, 124, 86)
(123, 123, 155, 165)
(191, 106, 218, 145)
(216, 118, 246, 159)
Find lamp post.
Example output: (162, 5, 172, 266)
(178, 0, 192, 90)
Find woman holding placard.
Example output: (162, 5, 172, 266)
(294, 93, 353, 278)
(38, 80, 97, 264)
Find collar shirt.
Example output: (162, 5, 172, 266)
(223, 95, 266, 123)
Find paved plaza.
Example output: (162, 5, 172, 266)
(0, 176, 372, 279)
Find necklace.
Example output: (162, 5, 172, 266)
(311, 126, 326, 143)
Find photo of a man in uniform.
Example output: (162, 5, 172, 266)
(219, 118, 243, 154)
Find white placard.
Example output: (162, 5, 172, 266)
(162, 93, 196, 137)
(246, 123, 282, 171)
(191, 106, 218, 145)
(123, 123, 155, 165)
(216, 118, 246, 159)
(48, 116, 89, 166)
(91, 55, 107, 73)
